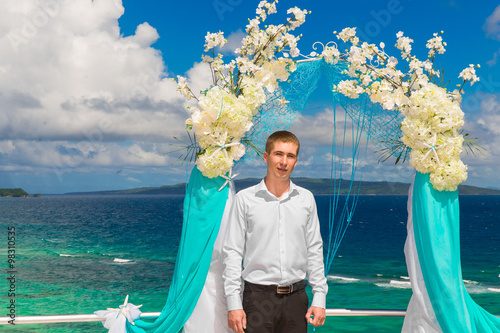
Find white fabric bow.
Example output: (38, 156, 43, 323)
(95, 295, 143, 333)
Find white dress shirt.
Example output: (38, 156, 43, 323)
(222, 179, 328, 311)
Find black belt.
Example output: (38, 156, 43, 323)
(244, 280, 307, 295)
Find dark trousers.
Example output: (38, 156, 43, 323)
(242, 282, 308, 333)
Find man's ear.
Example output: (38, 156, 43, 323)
(263, 151, 268, 163)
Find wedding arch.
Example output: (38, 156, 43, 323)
(95, 1, 500, 332)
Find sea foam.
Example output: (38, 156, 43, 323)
(463, 279, 479, 285)
(375, 280, 412, 289)
(113, 258, 134, 263)
(327, 275, 360, 283)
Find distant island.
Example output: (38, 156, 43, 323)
(64, 178, 500, 196)
(0, 188, 41, 197)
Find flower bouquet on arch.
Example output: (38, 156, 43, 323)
(319, 28, 481, 191)
(175, 0, 309, 181)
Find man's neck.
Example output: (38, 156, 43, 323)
(264, 176, 290, 199)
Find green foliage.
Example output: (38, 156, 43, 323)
(0, 188, 30, 197)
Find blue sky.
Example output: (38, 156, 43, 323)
(1, 0, 500, 194)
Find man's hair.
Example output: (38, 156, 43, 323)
(265, 131, 300, 155)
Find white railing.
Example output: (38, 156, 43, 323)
(1, 310, 498, 325)
(0, 312, 162, 325)
(0, 309, 405, 325)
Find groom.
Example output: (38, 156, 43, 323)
(222, 131, 327, 333)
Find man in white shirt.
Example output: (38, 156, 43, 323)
(222, 131, 328, 333)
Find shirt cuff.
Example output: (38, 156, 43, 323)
(226, 294, 243, 311)
(311, 292, 326, 309)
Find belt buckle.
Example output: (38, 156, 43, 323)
(276, 285, 292, 294)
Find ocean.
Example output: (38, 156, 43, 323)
(0, 194, 499, 332)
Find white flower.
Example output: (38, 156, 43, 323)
(197, 147, 234, 179)
(287, 7, 308, 30)
(204, 31, 226, 52)
(337, 27, 357, 43)
(429, 159, 467, 192)
(459, 64, 480, 85)
(360, 74, 372, 86)
(229, 143, 246, 161)
(395, 32, 413, 58)
(450, 89, 463, 103)
(321, 46, 340, 64)
(334, 80, 364, 99)
(246, 18, 260, 33)
(254, 58, 296, 93)
(426, 33, 446, 57)
(387, 56, 398, 67)
(176, 76, 192, 99)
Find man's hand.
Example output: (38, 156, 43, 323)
(305, 306, 326, 327)
(228, 309, 247, 333)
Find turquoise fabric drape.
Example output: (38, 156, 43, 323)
(412, 172, 500, 332)
(127, 166, 229, 333)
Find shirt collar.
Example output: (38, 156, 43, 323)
(256, 178, 299, 200)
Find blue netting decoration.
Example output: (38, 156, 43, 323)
(238, 59, 404, 274)
(239, 59, 324, 165)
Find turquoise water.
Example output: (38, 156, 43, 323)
(0, 195, 498, 332)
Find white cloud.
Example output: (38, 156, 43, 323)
(461, 93, 500, 188)
(0, 0, 188, 144)
(0, 140, 15, 154)
(297, 155, 314, 167)
(474, 95, 500, 135)
(0, 140, 175, 172)
(484, 4, 500, 40)
(0, 0, 201, 190)
(486, 51, 498, 66)
(126, 22, 160, 47)
(483, 5, 500, 67)
(184, 61, 213, 101)
(221, 29, 245, 54)
(126, 176, 141, 183)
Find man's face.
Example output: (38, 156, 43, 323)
(264, 141, 299, 182)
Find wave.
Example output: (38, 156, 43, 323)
(59, 254, 76, 257)
(43, 238, 59, 243)
(464, 283, 500, 294)
(375, 280, 412, 289)
(390, 280, 412, 288)
(327, 275, 360, 283)
(113, 258, 134, 263)
(463, 279, 479, 285)
(373, 277, 493, 292)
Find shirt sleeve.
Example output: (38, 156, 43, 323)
(305, 193, 328, 308)
(222, 193, 246, 311)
